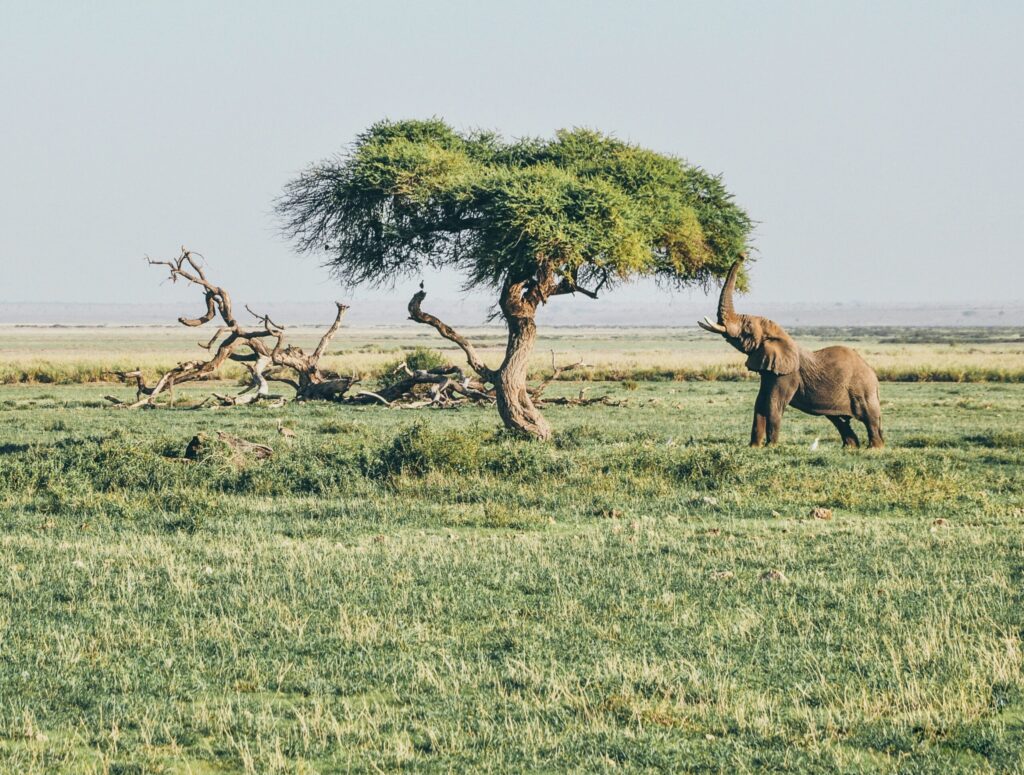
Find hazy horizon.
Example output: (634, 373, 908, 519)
(3, 1, 1022, 310)
(3, 296, 1021, 328)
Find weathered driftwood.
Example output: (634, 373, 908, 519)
(365, 362, 494, 408)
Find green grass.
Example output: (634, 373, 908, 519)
(0, 381, 1023, 772)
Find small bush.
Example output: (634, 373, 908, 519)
(902, 435, 958, 448)
(965, 431, 1024, 449)
(369, 422, 481, 478)
(318, 419, 363, 435)
(483, 441, 571, 479)
(554, 424, 614, 450)
(376, 347, 450, 390)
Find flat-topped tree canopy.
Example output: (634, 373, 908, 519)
(278, 119, 753, 438)
(279, 118, 751, 292)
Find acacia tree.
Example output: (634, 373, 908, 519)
(278, 119, 752, 439)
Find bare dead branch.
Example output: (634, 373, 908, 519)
(408, 289, 494, 380)
(549, 267, 608, 299)
(353, 390, 394, 407)
(111, 251, 362, 408)
(311, 302, 349, 362)
(530, 351, 586, 399)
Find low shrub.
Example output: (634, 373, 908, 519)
(368, 422, 481, 479)
(376, 347, 450, 390)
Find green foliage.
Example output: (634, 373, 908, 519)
(278, 119, 753, 291)
(376, 346, 449, 390)
(624, 446, 743, 490)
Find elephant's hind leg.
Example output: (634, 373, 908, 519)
(862, 397, 884, 449)
(827, 415, 860, 448)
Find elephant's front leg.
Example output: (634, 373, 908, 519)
(757, 374, 799, 446)
(765, 407, 786, 445)
(750, 378, 773, 447)
(750, 410, 767, 447)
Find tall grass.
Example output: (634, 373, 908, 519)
(4, 359, 1024, 386)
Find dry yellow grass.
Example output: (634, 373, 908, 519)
(1, 324, 1022, 384)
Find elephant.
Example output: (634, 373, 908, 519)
(698, 258, 884, 448)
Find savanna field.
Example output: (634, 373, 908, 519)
(1, 326, 1023, 773)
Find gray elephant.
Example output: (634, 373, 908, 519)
(698, 258, 884, 448)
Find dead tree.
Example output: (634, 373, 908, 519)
(108, 249, 354, 408)
(110, 249, 515, 410)
(367, 362, 495, 408)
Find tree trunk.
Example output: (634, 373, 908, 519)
(495, 310, 551, 440)
(406, 282, 559, 439)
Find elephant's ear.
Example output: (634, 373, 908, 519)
(746, 337, 800, 375)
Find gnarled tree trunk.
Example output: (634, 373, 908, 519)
(407, 270, 594, 440)
(494, 286, 551, 440)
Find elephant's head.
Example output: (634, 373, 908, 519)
(697, 258, 800, 375)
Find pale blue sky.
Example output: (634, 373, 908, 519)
(1, 1, 1021, 311)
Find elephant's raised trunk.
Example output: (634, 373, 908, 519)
(697, 255, 745, 335)
(717, 257, 743, 324)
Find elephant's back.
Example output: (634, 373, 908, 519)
(811, 345, 879, 386)
(794, 345, 880, 417)
(813, 345, 871, 364)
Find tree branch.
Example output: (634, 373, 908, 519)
(550, 267, 608, 299)
(311, 302, 349, 362)
(408, 289, 494, 381)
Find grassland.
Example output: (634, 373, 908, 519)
(2, 325, 1023, 385)
(1, 329, 1023, 773)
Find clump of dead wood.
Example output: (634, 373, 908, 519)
(107, 249, 357, 408)
(106, 249, 498, 409)
(108, 249, 622, 411)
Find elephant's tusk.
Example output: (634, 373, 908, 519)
(698, 316, 726, 334)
